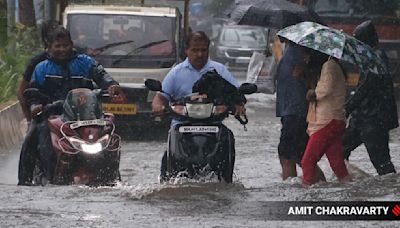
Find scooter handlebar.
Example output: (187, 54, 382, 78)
(33, 100, 64, 119)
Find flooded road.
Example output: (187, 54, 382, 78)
(0, 94, 399, 227)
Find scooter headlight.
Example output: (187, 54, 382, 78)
(185, 103, 213, 119)
(81, 142, 103, 154)
(67, 134, 110, 154)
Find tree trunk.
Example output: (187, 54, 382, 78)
(19, 0, 36, 27)
(44, 0, 58, 21)
(6, 0, 15, 53)
(0, 0, 6, 47)
(0, 0, 6, 9)
(59, 0, 69, 23)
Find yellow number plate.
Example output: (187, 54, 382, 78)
(102, 103, 137, 115)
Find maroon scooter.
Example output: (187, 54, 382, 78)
(25, 88, 121, 186)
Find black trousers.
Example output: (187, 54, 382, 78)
(18, 118, 56, 184)
(277, 115, 308, 164)
(343, 118, 396, 175)
(18, 119, 39, 184)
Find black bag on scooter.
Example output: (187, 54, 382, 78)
(192, 69, 247, 107)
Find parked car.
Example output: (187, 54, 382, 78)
(210, 25, 275, 72)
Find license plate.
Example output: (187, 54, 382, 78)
(178, 126, 219, 133)
(102, 103, 137, 115)
(70, 119, 107, 129)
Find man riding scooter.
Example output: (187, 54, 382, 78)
(18, 27, 125, 185)
(151, 31, 247, 182)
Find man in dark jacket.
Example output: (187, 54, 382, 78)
(18, 27, 124, 185)
(344, 20, 398, 175)
(275, 41, 325, 181)
(17, 20, 61, 123)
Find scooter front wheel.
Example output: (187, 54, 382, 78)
(221, 133, 235, 183)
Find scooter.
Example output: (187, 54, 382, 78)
(24, 88, 121, 186)
(145, 76, 257, 183)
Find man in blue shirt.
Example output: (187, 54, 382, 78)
(152, 31, 242, 116)
(151, 31, 245, 180)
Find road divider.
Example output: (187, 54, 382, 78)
(0, 102, 26, 150)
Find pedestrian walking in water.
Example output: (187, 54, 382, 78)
(300, 50, 351, 185)
(275, 40, 325, 181)
(343, 20, 398, 175)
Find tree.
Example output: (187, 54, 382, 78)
(60, 0, 69, 22)
(0, 0, 6, 10)
(0, 0, 6, 46)
(19, 0, 35, 27)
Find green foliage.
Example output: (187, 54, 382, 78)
(0, 50, 20, 103)
(10, 23, 41, 55)
(0, 16, 6, 47)
(0, 25, 41, 103)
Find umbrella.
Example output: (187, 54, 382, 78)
(225, 0, 322, 29)
(277, 21, 386, 74)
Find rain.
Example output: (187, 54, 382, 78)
(0, 0, 400, 227)
(1, 93, 400, 227)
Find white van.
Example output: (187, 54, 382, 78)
(63, 4, 183, 136)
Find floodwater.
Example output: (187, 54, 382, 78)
(0, 94, 399, 227)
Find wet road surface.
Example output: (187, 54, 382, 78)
(0, 94, 399, 227)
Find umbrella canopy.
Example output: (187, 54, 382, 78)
(225, 0, 322, 29)
(277, 21, 386, 74)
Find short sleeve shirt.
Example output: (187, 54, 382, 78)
(162, 58, 239, 127)
(162, 58, 239, 101)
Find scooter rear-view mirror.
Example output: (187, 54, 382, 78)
(23, 88, 51, 103)
(238, 83, 258, 95)
(145, 79, 162, 92)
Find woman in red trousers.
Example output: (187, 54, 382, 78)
(301, 52, 351, 186)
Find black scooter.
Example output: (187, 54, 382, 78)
(145, 77, 257, 183)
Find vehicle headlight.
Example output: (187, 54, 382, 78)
(171, 105, 187, 116)
(213, 105, 227, 115)
(81, 142, 103, 154)
(67, 134, 110, 154)
(216, 47, 227, 57)
(185, 103, 213, 119)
